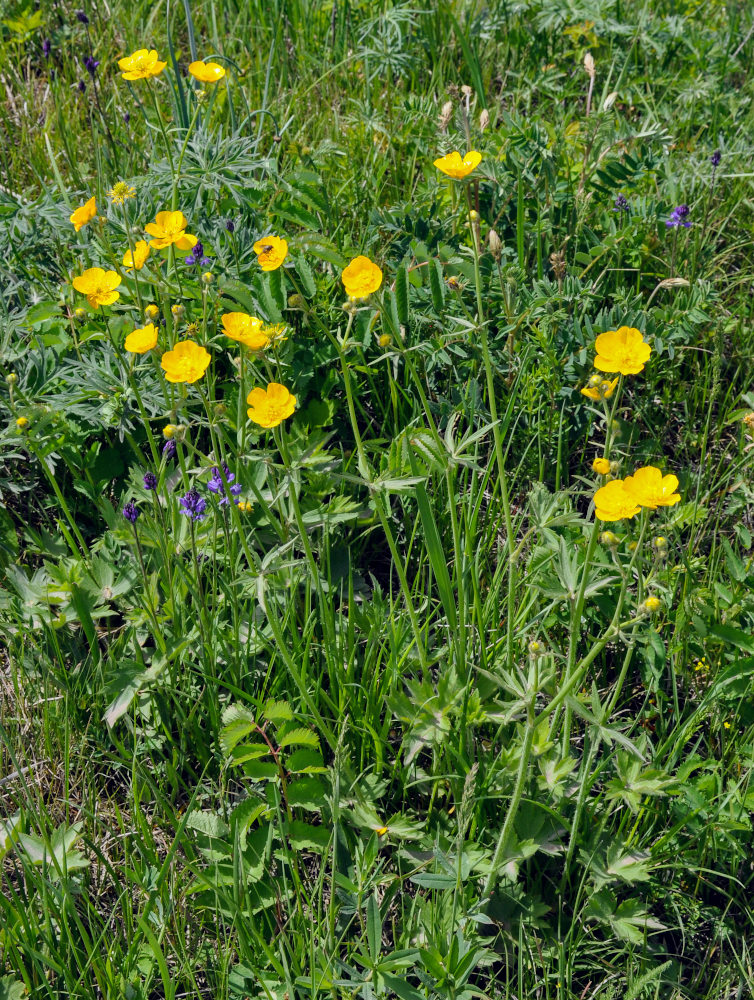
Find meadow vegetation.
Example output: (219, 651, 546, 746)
(1, 1, 754, 998)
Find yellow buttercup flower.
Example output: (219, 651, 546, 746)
(125, 323, 158, 354)
(592, 457, 611, 475)
(221, 312, 270, 350)
(623, 466, 681, 509)
(160, 341, 211, 384)
(642, 596, 662, 614)
(253, 235, 288, 271)
(433, 150, 482, 179)
(72, 267, 121, 309)
(581, 375, 618, 401)
(342, 256, 383, 299)
(246, 383, 297, 428)
(118, 49, 167, 81)
(70, 196, 97, 232)
(145, 211, 198, 251)
(107, 181, 136, 204)
(123, 240, 150, 270)
(593, 479, 641, 522)
(188, 60, 226, 83)
(15, 416, 29, 430)
(594, 326, 651, 375)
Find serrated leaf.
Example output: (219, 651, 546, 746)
(286, 777, 327, 810)
(286, 748, 326, 773)
(277, 725, 319, 749)
(263, 699, 293, 723)
(186, 810, 230, 839)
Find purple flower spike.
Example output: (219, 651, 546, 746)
(163, 439, 176, 459)
(76, 10, 89, 24)
(77, 79, 86, 93)
(179, 488, 207, 521)
(666, 204, 691, 229)
(42, 38, 51, 59)
(123, 500, 140, 523)
(613, 194, 628, 212)
(207, 464, 242, 505)
(84, 55, 100, 77)
(710, 150, 721, 168)
(143, 472, 158, 491)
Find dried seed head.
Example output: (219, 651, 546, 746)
(439, 100, 454, 131)
(584, 52, 595, 78)
(480, 108, 490, 131)
(550, 250, 567, 281)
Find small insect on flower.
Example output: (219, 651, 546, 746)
(253, 235, 288, 271)
(108, 181, 136, 204)
(70, 195, 97, 232)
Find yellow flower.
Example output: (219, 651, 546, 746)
(163, 424, 176, 439)
(118, 49, 167, 81)
(237, 500, 253, 513)
(375, 826, 389, 837)
(246, 383, 297, 428)
(70, 196, 97, 232)
(107, 181, 136, 204)
(160, 341, 211, 384)
(433, 150, 482, 179)
(15, 416, 29, 430)
(221, 312, 270, 350)
(123, 240, 150, 270)
(592, 457, 611, 475)
(145, 210, 198, 251)
(125, 323, 158, 354)
(623, 466, 681, 509)
(580, 375, 618, 400)
(342, 255, 383, 299)
(594, 326, 651, 375)
(593, 479, 641, 522)
(145, 303, 160, 320)
(253, 235, 288, 271)
(72, 267, 121, 309)
(188, 60, 226, 83)
(642, 596, 662, 614)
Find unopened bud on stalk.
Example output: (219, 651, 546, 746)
(74, 307, 87, 322)
(6, 373, 17, 384)
(171, 303, 185, 320)
(600, 531, 620, 547)
(145, 303, 160, 320)
(162, 424, 176, 439)
(528, 640, 544, 656)
(378, 333, 392, 348)
(488, 228, 502, 260)
(201, 271, 214, 285)
(15, 416, 29, 430)
(480, 108, 490, 131)
(641, 595, 662, 614)
(287, 293, 305, 310)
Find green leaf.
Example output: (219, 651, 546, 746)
(367, 892, 381, 963)
(0, 976, 27, 1000)
(286, 748, 327, 773)
(263, 699, 293, 723)
(286, 820, 330, 852)
(294, 254, 317, 297)
(429, 258, 445, 311)
(395, 263, 409, 326)
(186, 811, 230, 839)
(277, 725, 319, 749)
(286, 777, 328, 810)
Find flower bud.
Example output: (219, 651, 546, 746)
(587, 373, 602, 388)
(378, 333, 392, 348)
(528, 640, 544, 656)
(627, 540, 639, 552)
(641, 595, 662, 614)
(173, 424, 187, 442)
(145, 303, 160, 320)
(171, 303, 185, 320)
(488, 228, 502, 260)
(469, 209, 479, 222)
(15, 416, 29, 430)
(600, 530, 620, 547)
(74, 307, 87, 322)
(162, 424, 176, 439)
(201, 271, 214, 285)
(6, 373, 17, 384)
(287, 293, 305, 310)
(237, 500, 253, 513)
(342, 299, 357, 314)
(592, 457, 610, 475)
(480, 108, 490, 131)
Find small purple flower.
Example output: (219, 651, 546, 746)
(163, 439, 176, 459)
(143, 472, 158, 491)
(207, 464, 242, 505)
(123, 500, 140, 523)
(42, 38, 51, 59)
(84, 56, 100, 77)
(77, 79, 86, 93)
(225, 219, 235, 233)
(710, 150, 721, 168)
(185, 240, 212, 267)
(666, 204, 691, 229)
(76, 10, 89, 24)
(179, 488, 207, 521)
(123, 111, 131, 125)
(613, 194, 629, 212)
